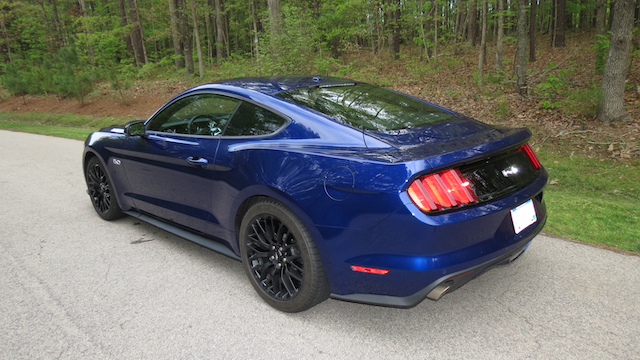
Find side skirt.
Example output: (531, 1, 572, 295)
(124, 211, 241, 261)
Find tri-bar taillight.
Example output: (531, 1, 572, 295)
(407, 143, 541, 213)
(407, 168, 478, 212)
(518, 143, 541, 170)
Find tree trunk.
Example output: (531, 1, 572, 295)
(529, 0, 537, 62)
(214, 0, 225, 64)
(598, 0, 635, 123)
(550, 0, 556, 40)
(250, 0, 260, 64)
(468, 0, 477, 46)
(373, 2, 383, 56)
(78, 0, 95, 65)
(433, 2, 438, 61)
(478, 0, 488, 86)
(0, 16, 12, 63)
(596, 0, 606, 34)
(128, 0, 147, 65)
(178, 0, 193, 74)
(168, 0, 184, 69)
(49, 0, 64, 46)
(205, 6, 212, 64)
(495, 0, 505, 69)
(118, 0, 135, 61)
(515, 0, 528, 95)
(457, 1, 467, 42)
(454, 0, 463, 41)
(552, 0, 566, 47)
(387, 0, 401, 59)
(223, 9, 230, 58)
(268, 0, 282, 37)
(189, 0, 204, 78)
(38, 0, 55, 51)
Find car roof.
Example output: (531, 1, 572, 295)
(211, 76, 357, 96)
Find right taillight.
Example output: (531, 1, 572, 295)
(408, 168, 478, 213)
(519, 143, 541, 170)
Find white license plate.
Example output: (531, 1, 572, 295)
(510, 199, 537, 234)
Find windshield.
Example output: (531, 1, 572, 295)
(275, 83, 456, 132)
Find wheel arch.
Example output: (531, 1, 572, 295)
(82, 146, 133, 213)
(230, 185, 338, 292)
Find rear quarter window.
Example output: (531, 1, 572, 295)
(275, 83, 456, 132)
(223, 101, 287, 136)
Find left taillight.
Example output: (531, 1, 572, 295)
(407, 168, 478, 213)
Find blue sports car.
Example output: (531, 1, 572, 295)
(83, 76, 547, 312)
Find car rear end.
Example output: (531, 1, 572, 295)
(318, 130, 547, 307)
(274, 78, 547, 306)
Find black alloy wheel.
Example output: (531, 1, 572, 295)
(240, 200, 330, 312)
(86, 157, 124, 221)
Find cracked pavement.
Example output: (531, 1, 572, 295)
(1, 130, 639, 359)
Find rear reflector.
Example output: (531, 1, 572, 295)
(408, 168, 478, 212)
(351, 265, 389, 275)
(519, 143, 541, 170)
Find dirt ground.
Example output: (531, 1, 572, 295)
(0, 85, 172, 119)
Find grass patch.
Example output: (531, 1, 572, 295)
(0, 120, 95, 140)
(0, 111, 134, 129)
(539, 149, 640, 253)
(0, 112, 135, 140)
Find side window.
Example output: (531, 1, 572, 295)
(148, 94, 240, 135)
(223, 101, 287, 136)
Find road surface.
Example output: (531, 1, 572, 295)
(1, 130, 639, 359)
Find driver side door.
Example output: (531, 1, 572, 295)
(121, 93, 240, 233)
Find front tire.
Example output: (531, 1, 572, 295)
(239, 200, 330, 312)
(85, 157, 124, 221)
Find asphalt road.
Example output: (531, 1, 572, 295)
(1, 130, 639, 360)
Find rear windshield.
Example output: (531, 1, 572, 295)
(275, 83, 456, 131)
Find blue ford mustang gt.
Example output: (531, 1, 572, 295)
(83, 76, 547, 312)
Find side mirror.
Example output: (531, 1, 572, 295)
(125, 120, 146, 137)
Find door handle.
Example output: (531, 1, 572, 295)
(186, 156, 208, 166)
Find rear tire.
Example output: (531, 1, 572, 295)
(239, 200, 330, 312)
(85, 157, 124, 221)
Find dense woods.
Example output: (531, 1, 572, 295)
(1, 0, 639, 122)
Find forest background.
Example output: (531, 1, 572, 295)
(0, 0, 638, 253)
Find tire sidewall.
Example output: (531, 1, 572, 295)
(86, 157, 123, 221)
(239, 200, 326, 312)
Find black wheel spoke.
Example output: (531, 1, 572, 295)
(252, 222, 272, 247)
(244, 212, 304, 301)
(248, 251, 268, 261)
(281, 269, 297, 296)
(285, 266, 303, 282)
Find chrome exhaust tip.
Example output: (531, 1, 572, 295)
(426, 282, 451, 301)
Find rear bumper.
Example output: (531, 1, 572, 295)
(329, 222, 540, 308)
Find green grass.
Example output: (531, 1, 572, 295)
(0, 120, 94, 140)
(0, 112, 135, 140)
(539, 149, 640, 253)
(1, 111, 639, 253)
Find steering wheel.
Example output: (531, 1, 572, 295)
(187, 114, 222, 135)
